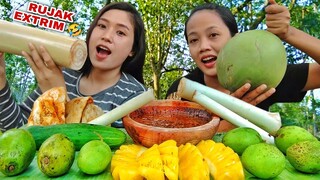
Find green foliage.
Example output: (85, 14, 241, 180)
(52, 0, 106, 38)
(279, 1, 320, 64)
(270, 103, 307, 127)
(5, 54, 36, 103)
(0, 0, 13, 20)
(270, 91, 320, 138)
(131, 0, 197, 98)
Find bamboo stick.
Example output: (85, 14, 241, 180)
(177, 78, 281, 135)
(0, 20, 87, 70)
(193, 91, 274, 143)
(89, 89, 155, 126)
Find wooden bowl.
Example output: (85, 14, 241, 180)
(123, 100, 220, 147)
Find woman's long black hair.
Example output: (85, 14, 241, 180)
(184, 3, 238, 43)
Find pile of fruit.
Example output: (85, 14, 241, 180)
(111, 139, 244, 180)
(0, 124, 319, 179)
(0, 123, 122, 177)
(222, 126, 320, 179)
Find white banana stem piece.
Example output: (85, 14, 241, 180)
(193, 91, 274, 143)
(0, 20, 87, 70)
(89, 89, 155, 126)
(177, 78, 281, 135)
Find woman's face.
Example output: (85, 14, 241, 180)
(186, 10, 232, 77)
(89, 9, 134, 71)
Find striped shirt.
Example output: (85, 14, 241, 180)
(0, 68, 147, 131)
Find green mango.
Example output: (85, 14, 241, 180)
(0, 128, 36, 176)
(37, 133, 75, 177)
(275, 126, 317, 154)
(241, 143, 286, 179)
(286, 140, 320, 173)
(222, 127, 263, 155)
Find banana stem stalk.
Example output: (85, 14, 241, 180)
(89, 89, 155, 126)
(193, 91, 274, 143)
(177, 78, 281, 135)
(0, 20, 87, 70)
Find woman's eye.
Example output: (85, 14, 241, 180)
(117, 31, 126, 36)
(189, 38, 198, 44)
(97, 24, 106, 28)
(209, 33, 218, 38)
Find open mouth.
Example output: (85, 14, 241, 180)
(201, 56, 217, 64)
(97, 45, 111, 55)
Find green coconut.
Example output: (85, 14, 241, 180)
(216, 30, 287, 92)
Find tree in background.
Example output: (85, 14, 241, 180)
(130, 0, 197, 98)
(0, 0, 36, 102)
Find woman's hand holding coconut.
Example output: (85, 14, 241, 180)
(230, 83, 275, 106)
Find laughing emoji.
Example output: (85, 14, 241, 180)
(67, 23, 82, 37)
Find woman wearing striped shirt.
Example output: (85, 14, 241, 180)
(0, 2, 147, 131)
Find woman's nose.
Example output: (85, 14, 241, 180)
(101, 29, 113, 43)
(199, 38, 211, 52)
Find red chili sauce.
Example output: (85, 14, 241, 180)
(130, 106, 212, 128)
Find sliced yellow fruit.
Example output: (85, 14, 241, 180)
(159, 140, 179, 180)
(111, 144, 146, 180)
(178, 143, 210, 180)
(197, 140, 245, 180)
(138, 144, 164, 180)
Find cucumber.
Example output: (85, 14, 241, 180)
(22, 123, 127, 150)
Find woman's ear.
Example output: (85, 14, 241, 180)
(129, 51, 134, 57)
